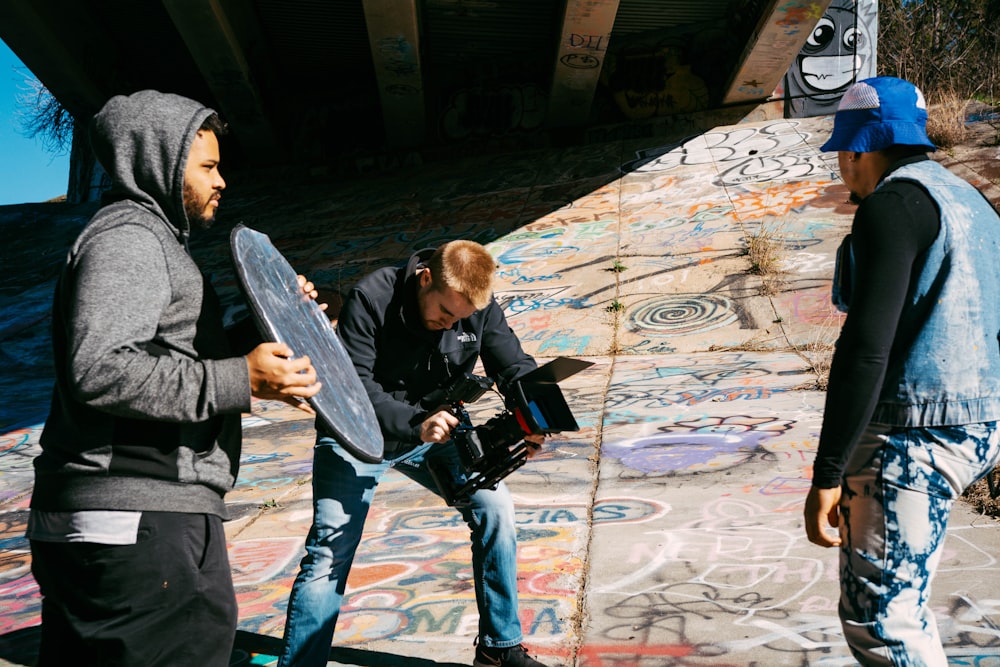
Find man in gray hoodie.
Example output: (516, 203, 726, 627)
(26, 90, 321, 666)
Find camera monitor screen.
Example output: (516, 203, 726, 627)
(518, 381, 578, 434)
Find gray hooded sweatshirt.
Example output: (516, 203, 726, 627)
(32, 90, 251, 518)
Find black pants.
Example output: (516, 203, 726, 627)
(30, 511, 237, 667)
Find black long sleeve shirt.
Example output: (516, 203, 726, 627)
(811, 156, 940, 488)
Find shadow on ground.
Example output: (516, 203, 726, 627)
(0, 627, 468, 667)
(0, 627, 36, 667)
(233, 631, 469, 666)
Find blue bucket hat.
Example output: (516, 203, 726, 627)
(821, 76, 937, 153)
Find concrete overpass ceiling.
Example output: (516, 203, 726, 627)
(612, 0, 730, 33)
(1, 0, 825, 177)
(422, 0, 562, 63)
(256, 0, 374, 86)
(421, 0, 563, 141)
(94, 1, 200, 82)
(84, 0, 218, 115)
(421, 0, 562, 89)
(252, 0, 382, 155)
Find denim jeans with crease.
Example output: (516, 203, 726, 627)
(839, 421, 1000, 666)
(278, 436, 523, 667)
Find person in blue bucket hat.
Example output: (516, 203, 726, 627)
(803, 75, 1000, 665)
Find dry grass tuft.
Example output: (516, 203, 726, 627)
(708, 334, 785, 353)
(745, 230, 782, 276)
(791, 340, 835, 391)
(963, 471, 1000, 519)
(925, 91, 970, 148)
(741, 220, 787, 298)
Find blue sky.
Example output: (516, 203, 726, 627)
(0, 38, 70, 206)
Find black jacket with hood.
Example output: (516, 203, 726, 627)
(32, 90, 252, 518)
(334, 249, 537, 458)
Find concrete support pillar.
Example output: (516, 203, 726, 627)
(363, 0, 426, 149)
(723, 0, 833, 105)
(546, 0, 620, 128)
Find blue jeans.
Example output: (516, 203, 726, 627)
(278, 437, 524, 667)
(839, 421, 1000, 666)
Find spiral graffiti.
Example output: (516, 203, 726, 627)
(627, 295, 737, 336)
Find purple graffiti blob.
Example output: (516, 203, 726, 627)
(605, 416, 791, 474)
(604, 433, 755, 474)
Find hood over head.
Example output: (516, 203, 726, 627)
(89, 90, 216, 237)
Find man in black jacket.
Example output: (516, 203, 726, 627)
(280, 241, 551, 667)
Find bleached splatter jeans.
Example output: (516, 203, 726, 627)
(839, 421, 1000, 666)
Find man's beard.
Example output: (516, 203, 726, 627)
(183, 183, 217, 230)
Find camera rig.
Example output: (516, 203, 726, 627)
(427, 357, 591, 506)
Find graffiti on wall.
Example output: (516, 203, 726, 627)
(440, 84, 548, 140)
(778, 0, 878, 118)
(600, 45, 711, 119)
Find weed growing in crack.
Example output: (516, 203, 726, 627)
(745, 227, 783, 276)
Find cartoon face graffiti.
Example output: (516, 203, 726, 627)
(800, 2, 869, 93)
(783, 0, 877, 116)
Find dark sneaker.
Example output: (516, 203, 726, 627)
(473, 642, 549, 667)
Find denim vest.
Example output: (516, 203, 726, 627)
(866, 160, 1000, 426)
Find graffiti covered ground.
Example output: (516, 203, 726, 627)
(2, 114, 1000, 666)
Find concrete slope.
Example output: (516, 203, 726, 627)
(1, 113, 999, 667)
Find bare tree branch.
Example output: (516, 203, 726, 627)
(12, 70, 74, 155)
